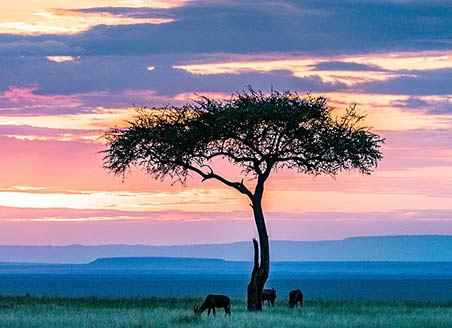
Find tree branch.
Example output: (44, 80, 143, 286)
(252, 238, 259, 270)
(184, 163, 254, 199)
(254, 159, 274, 198)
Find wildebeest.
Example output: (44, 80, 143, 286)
(194, 294, 231, 316)
(262, 288, 277, 306)
(288, 289, 303, 308)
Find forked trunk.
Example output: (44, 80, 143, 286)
(247, 200, 269, 311)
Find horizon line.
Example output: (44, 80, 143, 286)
(1, 234, 451, 248)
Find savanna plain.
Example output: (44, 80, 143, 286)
(1, 296, 451, 328)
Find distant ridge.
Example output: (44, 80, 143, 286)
(1, 235, 451, 264)
(90, 256, 226, 265)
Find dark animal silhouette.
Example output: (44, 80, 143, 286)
(262, 288, 277, 306)
(288, 289, 303, 308)
(194, 294, 231, 316)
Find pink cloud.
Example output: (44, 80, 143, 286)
(0, 86, 82, 115)
(0, 136, 130, 190)
(1, 125, 452, 197)
(0, 125, 102, 141)
(0, 208, 451, 245)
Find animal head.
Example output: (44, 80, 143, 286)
(193, 305, 200, 314)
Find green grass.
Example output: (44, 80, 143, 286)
(0, 296, 451, 328)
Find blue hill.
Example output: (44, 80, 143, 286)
(1, 235, 451, 263)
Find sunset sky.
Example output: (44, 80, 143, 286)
(1, 0, 451, 245)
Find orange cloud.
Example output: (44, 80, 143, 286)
(322, 92, 452, 131)
(2, 182, 452, 218)
(47, 56, 79, 62)
(0, 187, 243, 213)
(0, 8, 174, 35)
(344, 51, 452, 71)
(174, 50, 452, 86)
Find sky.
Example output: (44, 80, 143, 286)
(1, 0, 451, 245)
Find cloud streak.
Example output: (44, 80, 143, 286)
(1, 207, 452, 245)
(0, 0, 188, 35)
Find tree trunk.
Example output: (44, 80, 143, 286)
(247, 200, 269, 311)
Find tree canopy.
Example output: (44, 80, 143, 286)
(103, 90, 384, 199)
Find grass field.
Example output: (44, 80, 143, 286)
(0, 296, 451, 328)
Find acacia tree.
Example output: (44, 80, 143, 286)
(103, 90, 384, 310)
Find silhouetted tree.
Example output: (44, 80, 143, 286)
(102, 89, 384, 311)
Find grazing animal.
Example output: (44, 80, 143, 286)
(288, 289, 303, 308)
(262, 288, 277, 306)
(194, 294, 231, 316)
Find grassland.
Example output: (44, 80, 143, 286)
(0, 296, 451, 328)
